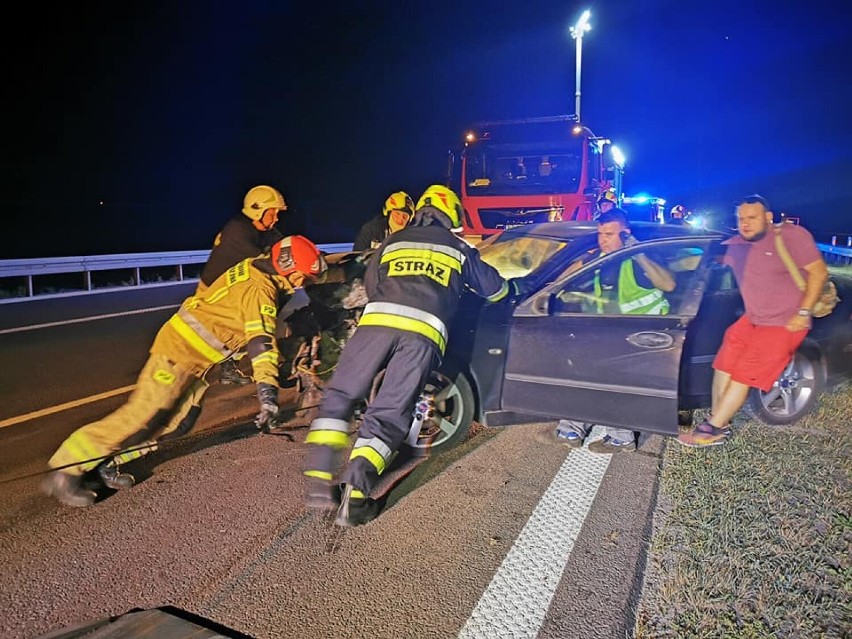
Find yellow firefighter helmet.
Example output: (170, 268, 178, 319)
(242, 185, 287, 221)
(415, 185, 463, 230)
(383, 191, 415, 217)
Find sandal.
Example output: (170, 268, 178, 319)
(676, 420, 731, 448)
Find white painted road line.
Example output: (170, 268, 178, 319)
(0, 385, 136, 429)
(458, 428, 611, 639)
(0, 305, 178, 335)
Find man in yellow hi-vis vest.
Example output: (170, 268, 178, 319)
(42, 236, 327, 507)
(554, 208, 675, 453)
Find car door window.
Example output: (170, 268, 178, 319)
(707, 262, 737, 292)
(551, 242, 708, 316)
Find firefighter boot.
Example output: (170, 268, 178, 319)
(41, 471, 96, 508)
(334, 484, 380, 527)
(305, 477, 340, 512)
(96, 461, 136, 490)
(219, 357, 251, 385)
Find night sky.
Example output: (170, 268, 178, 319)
(5, 0, 851, 258)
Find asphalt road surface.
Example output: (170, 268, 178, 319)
(0, 285, 665, 639)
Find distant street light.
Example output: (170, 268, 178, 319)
(569, 9, 592, 120)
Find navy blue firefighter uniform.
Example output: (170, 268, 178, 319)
(303, 185, 509, 526)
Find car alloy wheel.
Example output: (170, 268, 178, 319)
(746, 346, 824, 425)
(369, 366, 476, 457)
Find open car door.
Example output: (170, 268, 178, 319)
(500, 238, 716, 436)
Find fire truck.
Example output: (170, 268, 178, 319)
(450, 114, 624, 239)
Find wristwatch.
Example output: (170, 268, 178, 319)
(797, 308, 812, 317)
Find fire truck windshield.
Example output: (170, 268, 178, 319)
(464, 140, 584, 197)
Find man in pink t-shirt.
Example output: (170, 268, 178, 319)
(678, 194, 828, 448)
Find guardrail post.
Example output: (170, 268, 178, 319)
(178, 264, 184, 281)
(135, 267, 141, 286)
(27, 275, 33, 297)
(85, 271, 92, 291)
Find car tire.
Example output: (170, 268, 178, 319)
(368, 364, 476, 458)
(745, 345, 825, 425)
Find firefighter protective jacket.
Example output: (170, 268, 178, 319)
(361, 215, 509, 354)
(151, 257, 295, 385)
(199, 215, 284, 288)
(353, 215, 389, 251)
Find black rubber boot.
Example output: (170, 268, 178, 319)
(334, 484, 380, 527)
(305, 477, 341, 512)
(219, 358, 251, 385)
(97, 462, 136, 490)
(41, 471, 96, 507)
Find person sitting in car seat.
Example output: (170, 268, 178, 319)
(553, 208, 675, 453)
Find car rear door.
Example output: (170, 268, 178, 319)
(500, 237, 717, 436)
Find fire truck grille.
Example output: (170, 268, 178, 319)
(478, 208, 555, 230)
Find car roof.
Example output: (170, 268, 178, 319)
(497, 221, 729, 241)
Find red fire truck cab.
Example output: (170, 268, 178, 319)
(452, 115, 624, 239)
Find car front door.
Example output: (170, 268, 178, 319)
(500, 238, 716, 436)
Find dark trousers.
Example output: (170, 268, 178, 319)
(304, 326, 438, 495)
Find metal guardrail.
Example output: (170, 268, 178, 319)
(0, 243, 354, 303)
(0, 239, 847, 304)
(818, 242, 852, 263)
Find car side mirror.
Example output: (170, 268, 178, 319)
(601, 142, 615, 171)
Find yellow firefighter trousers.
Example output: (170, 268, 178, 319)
(48, 353, 210, 476)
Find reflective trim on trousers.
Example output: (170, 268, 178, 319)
(303, 418, 351, 480)
(304, 470, 333, 481)
(305, 417, 351, 449)
(112, 442, 158, 464)
(349, 436, 394, 475)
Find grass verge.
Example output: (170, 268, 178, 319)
(635, 381, 852, 638)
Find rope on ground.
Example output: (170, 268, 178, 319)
(0, 401, 324, 486)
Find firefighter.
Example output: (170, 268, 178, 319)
(199, 185, 287, 291)
(200, 185, 287, 385)
(353, 191, 415, 251)
(668, 204, 687, 225)
(596, 189, 618, 217)
(42, 236, 327, 508)
(303, 185, 509, 526)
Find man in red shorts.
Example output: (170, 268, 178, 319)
(678, 194, 828, 447)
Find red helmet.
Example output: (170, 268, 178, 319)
(271, 235, 327, 278)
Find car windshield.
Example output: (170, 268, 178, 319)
(463, 140, 584, 196)
(478, 233, 570, 279)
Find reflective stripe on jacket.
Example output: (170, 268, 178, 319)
(361, 221, 508, 351)
(360, 301, 449, 353)
(151, 257, 293, 384)
(594, 259, 670, 315)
